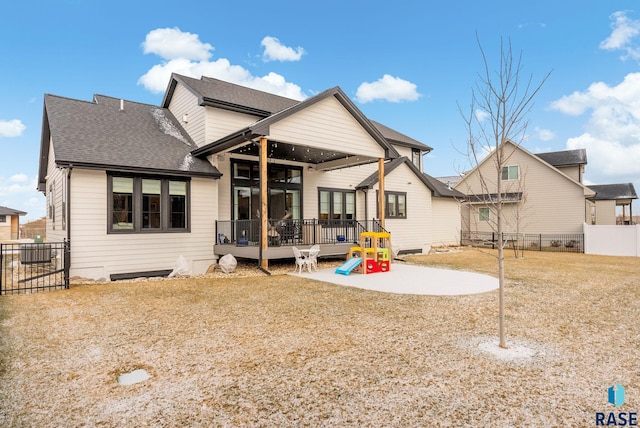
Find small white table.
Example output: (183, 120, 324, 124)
(299, 248, 319, 272)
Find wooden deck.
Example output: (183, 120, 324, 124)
(213, 242, 354, 261)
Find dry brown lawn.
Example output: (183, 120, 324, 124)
(0, 249, 639, 427)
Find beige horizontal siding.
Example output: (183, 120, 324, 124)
(431, 198, 461, 246)
(371, 163, 433, 253)
(46, 139, 66, 242)
(269, 97, 386, 158)
(205, 108, 260, 143)
(168, 84, 206, 148)
(594, 200, 617, 225)
(68, 169, 217, 280)
(456, 144, 587, 234)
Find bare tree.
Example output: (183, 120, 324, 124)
(460, 36, 551, 348)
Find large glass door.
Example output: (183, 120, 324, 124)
(231, 160, 303, 243)
(233, 186, 260, 242)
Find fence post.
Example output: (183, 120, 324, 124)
(64, 240, 71, 289)
(0, 243, 3, 294)
(539, 234, 542, 251)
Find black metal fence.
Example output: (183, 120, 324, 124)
(0, 241, 70, 295)
(215, 218, 386, 247)
(461, 231, 584, 253)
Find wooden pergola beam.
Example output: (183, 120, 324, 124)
(260, 137, 268, 270)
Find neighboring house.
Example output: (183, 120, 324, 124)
(454, 141, 595, 236)
(0, 206, 27, 241)
(453, 141, 637, 237)
(587, 183, 637, 225)
(38, 74, 462, 280)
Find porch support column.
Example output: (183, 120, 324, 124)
(377, 157, 385, 228)
(260, 136, 268, 270)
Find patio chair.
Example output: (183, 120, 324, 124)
(292, 246, 311, 273)
(307, 244, 320, 271)
(279, 219, 300, 245)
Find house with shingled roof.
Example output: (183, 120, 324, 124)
(0, 206, 27, 241)
(38, 74, 463, 280)
(453, 140, 637, 242)
(587, 183, 637, 225)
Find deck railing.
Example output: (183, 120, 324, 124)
(215, 219, 387, 247)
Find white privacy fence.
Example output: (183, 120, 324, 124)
(583, 223, 640, 257)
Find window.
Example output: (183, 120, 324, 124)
(169, 181, 187, 229)
(384, 192, 407, 219)
(142, 179, 161, 229)
(48, 183, 56, 230)
(501, 165, 519, 180)
(319, 189, 355, 222)
(0, 215, 6, 223)
(231, 160, 303, 221)
(112, 177, 134, 230)
(479, 207, 490, 222)
(109, 174, 189, 233)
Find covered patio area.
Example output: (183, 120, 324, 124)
(213, 218, 387, 262)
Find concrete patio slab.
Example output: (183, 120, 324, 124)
(290, 262, 498, 296)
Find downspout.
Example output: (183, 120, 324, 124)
(65, 166, 72, 287)
(378, 158, 385, 228)
(66, 167, 72, 242)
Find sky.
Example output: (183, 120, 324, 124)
(1, 0, 640, 221)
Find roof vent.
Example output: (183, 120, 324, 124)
(119, 99, 124, 111)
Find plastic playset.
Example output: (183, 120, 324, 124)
(335, 231, 391, 276)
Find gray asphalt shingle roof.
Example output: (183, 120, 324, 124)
(368, 120, 432, 152)
(169, 74, 430, 152)
(0, 206, 27, 216)
(588, 183, 638, 200)
(168, 75, 300, 116)
(535, 148, 587, 167)
(42, 94, 221, 178)
(356, 157, 464, 199)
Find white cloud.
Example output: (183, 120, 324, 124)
(534, 126, 555, 141)
(0, 174, 35, 197)
(566, 134, 640, 177)
(550, 72, 640, 181)
(599, 11, 640, 61)
(474, 109, 489, 122)
(0, 174, 45, 219)
(138, 28, 306, 100)
(9, 173, 29, 183)
(0, 119, 26, 138)
(355, 74, 421, 103)
(261, 36, 305, 62)
(142, 27, 213, 61)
